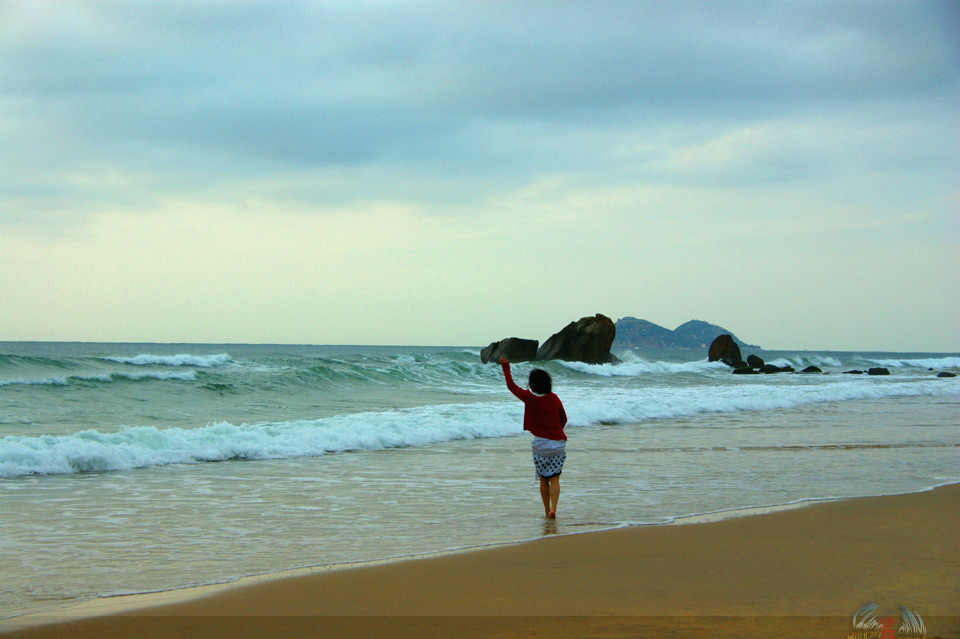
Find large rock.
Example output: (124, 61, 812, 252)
(746, 354, 765, 369)
(708, 334, 743, 367)
(868, 367, 891, 376)
(480, 338, 539, 364)
(535, 314, 619, 364)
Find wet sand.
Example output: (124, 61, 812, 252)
(5, 484, 958, 639)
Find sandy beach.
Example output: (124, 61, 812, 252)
(4, 483, 957, 639)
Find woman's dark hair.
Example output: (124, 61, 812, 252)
(528, 368, 552, 395)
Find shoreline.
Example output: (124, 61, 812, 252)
(0, 486, 938, 630)
(4, 483, 958, 638)
(0, 539, 536, 633)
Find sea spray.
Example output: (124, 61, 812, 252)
(559, 358, 729, 376)
(863, 356, 960, 370)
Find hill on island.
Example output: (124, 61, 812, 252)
(613, 317, 761, 350)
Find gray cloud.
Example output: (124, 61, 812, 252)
(1, 0, 957, 224)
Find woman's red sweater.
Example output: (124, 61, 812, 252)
(501, 362, 567, 441)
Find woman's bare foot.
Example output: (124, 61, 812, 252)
(548, 510, 556, 519)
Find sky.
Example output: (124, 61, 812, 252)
(1, 1, 958, 351)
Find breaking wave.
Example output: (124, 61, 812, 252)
(863, 356, 960, 370)
(0, 371, 197, 388)
(766, 355, 843, 369)
(559, 358, 728, 376)
(2, 376, 955, 478)
(0, 403, 518, 478)
(99, 354, 232, 367)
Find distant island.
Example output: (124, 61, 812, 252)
(613, 317, 761, 350)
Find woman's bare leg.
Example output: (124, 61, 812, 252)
(548, 476, 560, 518)
(539, 477, 551, 516)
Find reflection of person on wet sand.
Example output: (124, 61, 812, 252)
(499, 357, 567, 519)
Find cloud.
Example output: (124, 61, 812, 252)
(2, 2, 956, 177)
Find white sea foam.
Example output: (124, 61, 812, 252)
(567, 378, 958, 427)
(559, 358, 727, 376)
(0, 403, 521, 478)
(766, 358, 798, 368)
(864, 356, 960, 370)
(100, 354, 232, 367)
(111, 371, 198, 382)
(792, 355, 841, 368)
(765, 356, 841, 369)
(2, 376, 955, 478)
(813, 356, 843, 367)
(0, 377, 68, 387)
(0, 371, 197, 388)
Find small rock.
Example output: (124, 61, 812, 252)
(867, 367, 891, 376)
(733, 366, 759, 375)
(937, 371, 957, 378)
(762, 364, 795, 374)
(801, 366, 822, 374)
(844, 370, 864, 375)
(747, 354, 765, 369)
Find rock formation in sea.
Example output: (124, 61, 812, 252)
(535, 314, 619, 364)
(480, 338, 539, 364)
(480, 314, 618, 364)
(707, 334, 745, 368)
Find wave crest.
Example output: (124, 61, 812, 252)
(864, 356, 960, 370)
(0, 403, 519, 478)
(0, 371, 197, 388)
(100, 354, 232, 367)
(559, 358, 727, 376)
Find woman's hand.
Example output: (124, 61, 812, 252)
(498, 356, 509, 365)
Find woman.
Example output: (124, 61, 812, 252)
(499, 357, 567, 519)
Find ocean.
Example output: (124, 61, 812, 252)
(1, 342, 958, 623)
